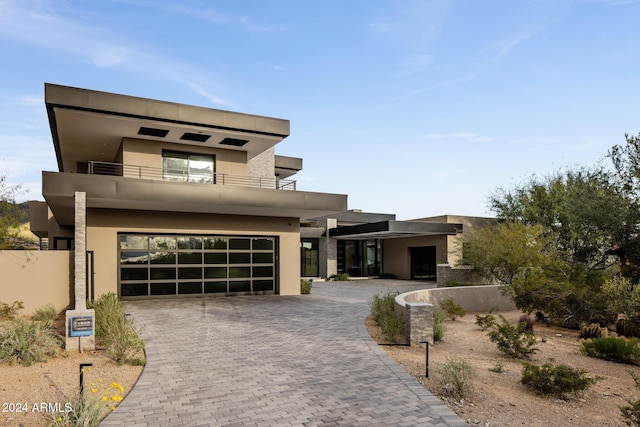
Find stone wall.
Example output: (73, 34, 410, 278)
(436, 263, 488, 287)
(395, 285, 517, 346)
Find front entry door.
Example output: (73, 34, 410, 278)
(410, 246, 436, 280)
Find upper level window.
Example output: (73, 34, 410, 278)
(162, 151, 215, 183)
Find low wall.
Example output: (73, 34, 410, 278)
(0, 250, 73, 315)
(436, 263, 488, 287)
(395, 285, 516, 345)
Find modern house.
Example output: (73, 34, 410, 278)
(28, 84, 492, 306)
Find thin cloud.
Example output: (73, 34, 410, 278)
(0, 0, 235, 108)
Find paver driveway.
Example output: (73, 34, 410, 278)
(101, 281, 466, 426)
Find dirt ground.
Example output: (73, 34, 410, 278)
(367, 310, 640, 427)
(0, 317, 143, 427)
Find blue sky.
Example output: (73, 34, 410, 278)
(1, 0, 639, 220)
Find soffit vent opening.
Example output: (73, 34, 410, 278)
(219, 137, 249, 147)
(138, 127, 169, 137)
(180, 132, 211, 142)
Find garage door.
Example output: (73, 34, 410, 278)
(118, 233, 276, 297)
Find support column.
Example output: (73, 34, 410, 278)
(324, 218, 337, 278)
(65, 192, 95, 352)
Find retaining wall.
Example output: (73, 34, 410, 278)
(395, 285, 516, 346)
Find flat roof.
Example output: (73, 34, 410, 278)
(328, 220, 462, 240)
(45, 83, 290, 172)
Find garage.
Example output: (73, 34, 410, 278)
(118, 233, 277, 297)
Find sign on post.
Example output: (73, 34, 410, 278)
(69, 316, 94, 337)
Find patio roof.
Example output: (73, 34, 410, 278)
(328, 220, 462, 240)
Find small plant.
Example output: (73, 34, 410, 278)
(439, 297, 466, 320)
(433, 307, 446, 342)
(331, 273, 351, 281)
(32, 303, 58, 327)
(629, 370, 640, 389)
(617, 318, 640, 338)
(0, 318, 62, 366)
(620, 399, 640, 426)
(436, 356, 475, 398)
(50, 371, 126, 427)
(518, 314, 534, 332)
(521, 360, 598, 397)
(489, 362, 505, 373)
(0, 300, 24, 320)
(89, 293, 145, 365)
(300, 279, 312, 295)
(369, 291, 404, 341)
(475, 314, 496, 331)
(579, 323, 604, 339)
(488, 315, 538, 359)
(581, 336, 640, 365)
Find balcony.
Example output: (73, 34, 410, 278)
(86, 161, 296, 190)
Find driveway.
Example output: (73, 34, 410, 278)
(100, 280, 466, 426)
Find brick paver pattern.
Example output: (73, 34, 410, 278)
(100, 280, 467, 426)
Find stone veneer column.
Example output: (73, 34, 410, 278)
(324, 218, 337, 278)
(65, 192, 95, 351)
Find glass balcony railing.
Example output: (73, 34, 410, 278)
(86, 161, 296, 190)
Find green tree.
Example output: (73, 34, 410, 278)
(461, 221, 557, 285)
(0, 174, 27, 249)
(489, 167, 635, 270)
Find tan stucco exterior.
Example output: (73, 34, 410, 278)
(87, 209, 301, 297)
(0, 251, 73, 315)
(382, 235, 449, 280)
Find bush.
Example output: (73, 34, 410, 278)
(439, 297, 466, 320)
(620, 399, 640, 426)
(488, 315, 538, 358)
(32, 303, 58, 327)
(475, 314, 496, 331)
(436, 356, 474, 398)
(369, 291, 404, 341)
(300, 279, 312, 295)
(331, 273, 351, 281)
(0, 300, 24, 320)
(433, 307, 446, 342)
(0, 319, 62, 366)
(581, 336, 640, 365)
(521, 360, 598, 397)
(89, 293, 145, 365)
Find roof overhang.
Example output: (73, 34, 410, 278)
(45, 83, 290, 172)
(43, 172, 347, 226)
(329, 220, 463, 240)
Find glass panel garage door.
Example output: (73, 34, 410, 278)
(119, 234, 276, 297)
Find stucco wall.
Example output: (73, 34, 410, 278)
(86, 209, 301, 297)
(121, 138, 248, 177)
(382, 235, 448, 279)
(0, 250, 72, 315)
(395, 285, 516, 345)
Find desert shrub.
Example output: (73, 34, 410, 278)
(621, 399, 640, 426)
(89, 293, 145, 365)
(489, 362, 505, 373)
(436, 356, 474, 398)
(581, 336, 640, 365)
(618, 318, 640, 338)
(439, 297, 466, 320)
(0, 300, 24, 320)
(488, 315, 538, 359)
(50, 380, 126, 427)
(579, 323, 604, 339)
(0, 319, 61, 366)
(369, 291, 403, 341)
(521, 360, 598, 397)
(475, 314, 496, 331)
(300, 279, 312, 295)
(32, 303, 58, 327)
(630, 370, 640, 389)
(330, 273, 351, 281)
(433, 307, 446, 342)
